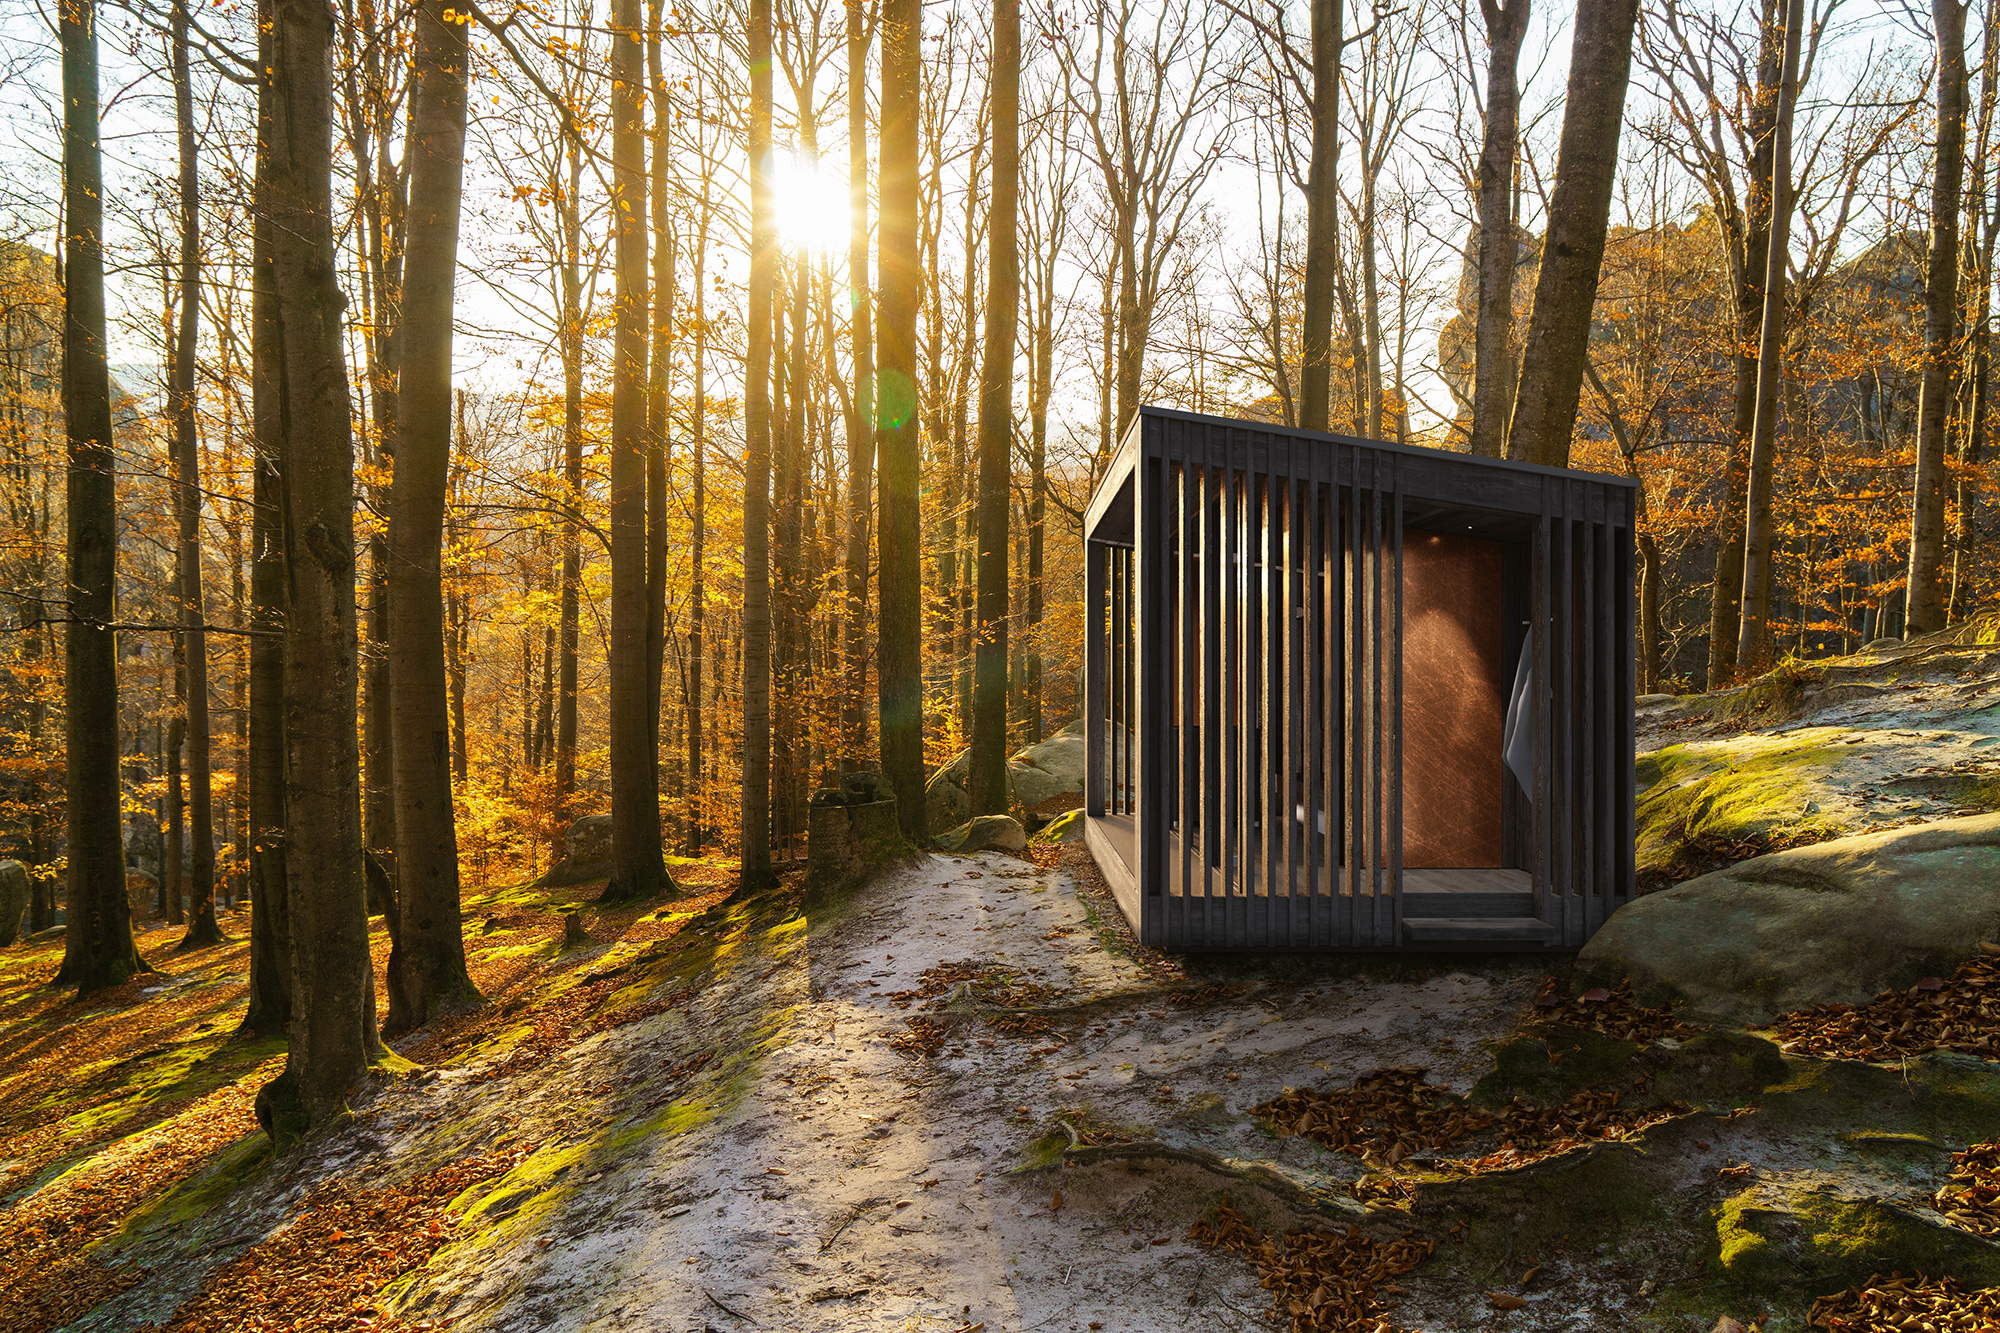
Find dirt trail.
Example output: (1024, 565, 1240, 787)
(78, 850, 1541, 1333)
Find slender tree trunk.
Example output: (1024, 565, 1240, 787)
(607, 0, 659, 900)
(646, 0, 673, 838)
(686, 179, 710, 853)
(256, 0, 383, 1138)
(241, 59, 291, 1034)
(384, 0, 478, 1032)
(878, 0, 924, 841)
(1705, 0, 1782, 689)
(165, 707, 185, 923)
(1908, 0, 1970, 635)
(56, 0, 146, 994)
(969, 0, 1018, 817)
(843, 0, 875, 772)
(743, 0, 776, 879)
(1469, 0, 1527, 457)
(555, 145, 583, 825)
(1734, 0, 1803, 674)
(172, 0, 223, 948)
(1504, 0, 1640, 467)
(1298, 0, 1343, 434)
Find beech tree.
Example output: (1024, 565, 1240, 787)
(56, 0, 146, 995)
(385, 0, 480, 1028)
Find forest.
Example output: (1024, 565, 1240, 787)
(1, 0, 1998, 1323)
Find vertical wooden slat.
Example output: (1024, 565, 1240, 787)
(1559, 483, 1575, 947)
(1306, 471, 1326, 945)
(1086, 537, 1105, 820)
(1201, 435, 1222, 944)
(1533, 477, 1551, 926)
(1266, 460, 1285, 947)
(1367, 449, 1384, 946)
(1287, 473, 1305, 945)
(1389, 453, 1404, 947)
(1179, 462, 1196, 946)
(1618, 490, 1637, 913)
(1346, 446, 1363, 947)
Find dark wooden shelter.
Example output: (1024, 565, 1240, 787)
(1083, 407, 1638, 951)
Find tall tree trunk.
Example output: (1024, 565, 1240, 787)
(1907, 0, 1969, 635)
(686, 175, 710, 853)
(843, 0, 875, 771)
(969, 0, 1018, 817)
(554, 143, 584, 826)
(384, 0, 478, 1031)
(1469, 0, 1527, 457)
(1298, 0, 1343, 434)
(256, 0, 383, 1138)
(1733, 0, 1803, 674)
(1704, 0, 1784, 689)
(56, 0, 146, 994)
(165, 706, 185, 923)
(241, 57, 291, 1034)
(446, 390, 469, 784)
(1504, 0, 1640, 468)
(646, 0, 673, 834)
(743, 0, 776, 879)
(172, 0, 223, 949)
(607, 0, 659, 900)
(878, 0, 925, 841)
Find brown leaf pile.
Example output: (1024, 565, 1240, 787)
(1256, 1068, 1693, 1176)
(1188, 1196, 1432, 1333)
(1256, 1068, 1493, 1166)
(139, 1146, 532, 1333)
(1528, 978, 1708, 1044)
(1774, 955, 2000, 1063)
(0, 1068, 276, 1333)
(1440, 1083, 1694, 1174)
(1932, 1141, 2000, 1238)
(1808, 1274, 2000, 1330)
(888, 1016, 950, 1059)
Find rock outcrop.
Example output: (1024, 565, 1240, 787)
(925, 720, 1087, 834)
(0, 860, 28, 946)
(934, 814, 1028, 856)
(1579, 812, 2000, 1025)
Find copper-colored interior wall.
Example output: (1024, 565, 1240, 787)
(1399, 529, 1503, 866)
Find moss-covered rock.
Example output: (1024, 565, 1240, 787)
(1578, 813, 2000, 1025)
(1712, 1180, 2000, 1292)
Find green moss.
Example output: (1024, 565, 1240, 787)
(1635, 730, 1856, 879)
(1469, 1025, 1644, 1109)
(113, 1132, 272, 1241)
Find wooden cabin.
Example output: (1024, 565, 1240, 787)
(1083, 407, 1638, 950)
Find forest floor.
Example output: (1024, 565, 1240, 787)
(2, 840, 1999, 1333)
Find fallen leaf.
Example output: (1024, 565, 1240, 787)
(894, 1199, 914, 1209)
(1050, 1189, 1063, 1213)
(1981, 941, 2000, 956)
(1520, 1265, 1541, 1286)
(1150, 1236, 1170, 1246)
(1710, 1317, 1746, 1333)
(765, 1166, 789, 1176)
(1915, 977, 1946, 992)
(1579, 988, 1612, 1003)
(1489, 1291, 1529, 1310)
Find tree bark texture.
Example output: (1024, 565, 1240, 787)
(1469, 0, 1526, 457)
(608, 0, 660, 900)
(242, 47, 292, 1035)
(172, 0, 223, 950)
(1504, 0, 1640, 468)
(1733, 0, 1804, 674)
(1907, 0, 1969, 635)
(843, 0, 875, 772)
(646, 0, 674, 840)
(969, 0, 1018, 818)
(385, 0, 478, 1031)
(259, 0, 382, 1136)
(57, 0, 145, 994)
(743, 0, 776, 877)
(877, 0, 924, 842)
(1298, 0, 1343, 434)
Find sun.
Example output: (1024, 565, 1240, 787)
(770, 149, 851, 254)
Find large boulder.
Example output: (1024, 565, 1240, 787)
(1007, 720, 1085, 810)
(1578, 811, 2000, 1026)
(925, 752, 975, 834)
(925, 719, 1088, 833)
(537, 813, 614, 888)
(934, 814, 1028, 856)
(0, 861, 28, 946)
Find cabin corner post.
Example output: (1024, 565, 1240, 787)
(1085, 536, 1106, 821)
